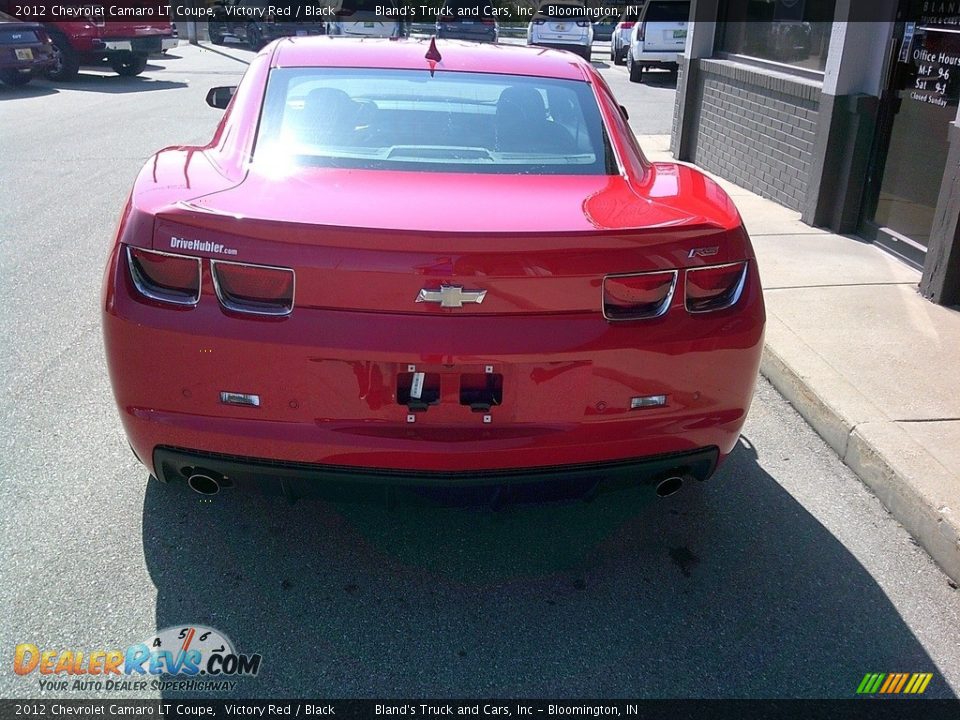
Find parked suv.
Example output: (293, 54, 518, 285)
(436, 1, 498, 43)
(208, 1, 326, 48)
(627, 0, 689, 82)
(41, 17, 174, 80)
(527, 0, 593, 62)
(326, 0, 401, 38)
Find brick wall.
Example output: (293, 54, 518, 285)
(680, 59, 821, 211)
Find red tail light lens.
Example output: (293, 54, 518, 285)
(211, 260, 295, 316)
(638, 22, 646, 41)
(126, 247, 201, 306)
(602, 270, 677, 321)
(685, 262, 748, 313)
(621, 21, 636, 29)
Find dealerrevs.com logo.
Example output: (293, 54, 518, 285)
(14, 625, 262, 693)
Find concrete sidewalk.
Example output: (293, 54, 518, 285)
(639, 134, 960, 585)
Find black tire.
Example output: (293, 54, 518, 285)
(628, 55, 642, 83)
(582, 46, 592, 62)
(45, 32, 80, 81)
(110, 52, 148, 77)
(0, 68, 32, 86)
(614, 46, 626, 66)
(209, 22, 227, 45)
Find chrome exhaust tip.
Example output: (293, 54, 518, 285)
(655, 475, 684, 498)
(187, 473, 220, 496)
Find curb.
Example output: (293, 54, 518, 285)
(760, 345, 960, 586)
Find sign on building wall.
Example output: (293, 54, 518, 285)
(905, 26, 960, 108)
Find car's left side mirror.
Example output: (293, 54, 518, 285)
(206, 86, 237, 110)
(619, 104, 629, 121)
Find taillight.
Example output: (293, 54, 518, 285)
(685, 262, 748, 313)
(638, 22, 646, 41)
(576, 20, 590, 27)
(126, 247, 201, 306)
(211, 260, 295, 316)
(534, 19, 545, 25)
(602, 270, 677, 321)
(621, 21, 635, 29)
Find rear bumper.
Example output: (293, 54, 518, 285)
(262, 25, 326, 41)
(0, 53, 55, 72)
(633, 51, 681, 66)
(103, 245, 764, 478)
(436, 27, 498, 42)
(529, 40, 590, 52)
(154, 445, 719, 502)
(99, 36, 167, 54)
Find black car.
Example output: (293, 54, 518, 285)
(208, 1, 326, 49)
(435, 1, 498, 43)
(0, 11, 55, 86)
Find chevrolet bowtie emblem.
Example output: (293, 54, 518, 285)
(416, 284, 487, 308)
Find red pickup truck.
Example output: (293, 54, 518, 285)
(43, 18, 175, 79)
(0, 2, 174, 79)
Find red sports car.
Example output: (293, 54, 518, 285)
(101, 38, 765, 501)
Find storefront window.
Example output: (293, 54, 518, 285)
(717, 0, 836, 72)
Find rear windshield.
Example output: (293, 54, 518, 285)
(645, 2, 690, 22)
(256, 68, 616, 175)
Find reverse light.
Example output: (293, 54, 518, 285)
(602, 270, 677, 321)
(126, 247, 201, 306)
(685, 262, 748, 313)
(211, 260, 295, 317)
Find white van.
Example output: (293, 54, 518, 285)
(326, 0, 401, 38)
(627, 0, 689, 82)
(527, 1, 594, 62)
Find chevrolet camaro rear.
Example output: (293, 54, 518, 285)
(101, 38, 765, 500)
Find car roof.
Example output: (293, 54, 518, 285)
(270, 37, 592, 81)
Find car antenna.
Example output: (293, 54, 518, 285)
(425, 37, 442, 76)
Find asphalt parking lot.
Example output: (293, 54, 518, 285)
(1, 40, 959, 700)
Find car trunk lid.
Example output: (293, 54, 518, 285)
(151, 166, 742, 316)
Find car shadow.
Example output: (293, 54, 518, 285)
(0, 82, 58, 99)
(142, 437, 955, 698)
(642, 70, 679, 89)
(42, 73, 188, 94)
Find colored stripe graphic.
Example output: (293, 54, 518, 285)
(856, 673, 886, 694)
(857, 672, 932, 694)
(893, 673, 910, 693)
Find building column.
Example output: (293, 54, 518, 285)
(671, 0, 718, 160)
(801, 7, 895, 232)
(920, 115, 960, 306)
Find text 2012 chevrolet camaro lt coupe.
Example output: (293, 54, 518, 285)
(102, 37, 765, 501)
